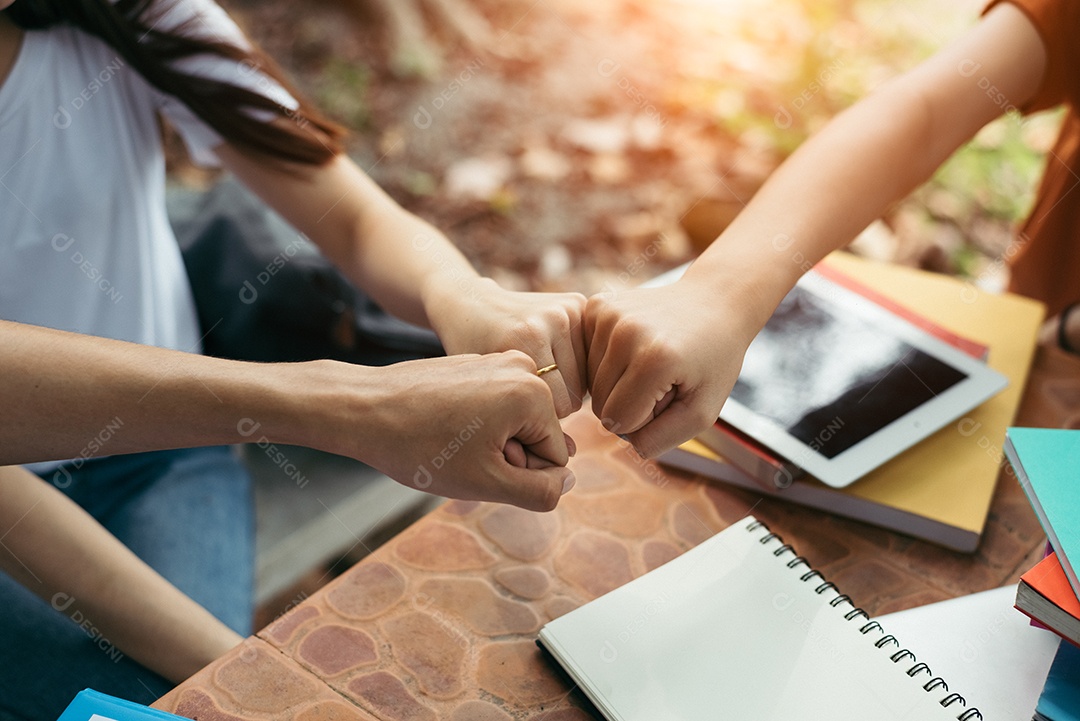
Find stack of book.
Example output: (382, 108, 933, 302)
(659, 252, 1044, 553)
(1007, 427, 1080, 720)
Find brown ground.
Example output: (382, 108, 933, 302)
(194, 0, 839, 296)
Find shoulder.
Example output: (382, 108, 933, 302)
(986, 0, 1080, 109)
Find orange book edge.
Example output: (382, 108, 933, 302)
(1017, 552, 1080, 645)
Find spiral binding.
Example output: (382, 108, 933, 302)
(747, 520, 983, 721)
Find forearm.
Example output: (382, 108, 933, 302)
(0, 465, 241, 683)
(348, 180, 487, 331)
(0, 320, 381, 465)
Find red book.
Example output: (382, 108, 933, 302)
(1015, 552, 1080, 648)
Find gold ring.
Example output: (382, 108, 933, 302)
(536, 363, 559, 377)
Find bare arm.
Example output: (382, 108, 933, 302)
(0, 464, 241, 683)
(586, 2, 1048, 456)
(0, 319, 573, 511)
(216, 149, 588, 416)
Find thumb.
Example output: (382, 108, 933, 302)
(624, 398, 709, 459)
(504, 433, 576, 469)
(513, 402, 570, 468)
(498, 463, 576, 512)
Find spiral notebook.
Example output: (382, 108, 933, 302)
(537, 516, 982, 720)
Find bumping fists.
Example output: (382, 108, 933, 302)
(398, 274, 752, 513)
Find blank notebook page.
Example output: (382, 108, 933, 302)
(539, 516, 980, 720)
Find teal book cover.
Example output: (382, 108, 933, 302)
(1006, 427, 1080, 600)
(57, 690, 183, 721)
(1035, 641, 1080, 721)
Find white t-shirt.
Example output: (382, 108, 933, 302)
(0, 0, 294, 353)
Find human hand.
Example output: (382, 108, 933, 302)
(585, 275, 758, 458)
(424, 277, 588, 418)
(319, 351, 576, 512)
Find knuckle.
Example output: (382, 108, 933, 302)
(501, 348, 534, 368)
(585, 294, 610, 315)
(512, 374, 550, 403)
(565, 292, 588, 314)
(519, 317, 547, 341)
(640, 337, 677, 366)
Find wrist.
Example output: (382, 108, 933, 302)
(420, 273, 495, 340)
(681, 248, 789, 345)
(250, 359, 385, 457)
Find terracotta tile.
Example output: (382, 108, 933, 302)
(476, 641, 567, 707)
(609, 441, 692, 492)
(417, 578, 540, 636)
(449, 700, 514, 721)
(325, 562, 407, 620)
(565, 489, 664, 537)
(347, 671, 437, 721)
(294, 701, 382, 721)
(263, 605, 320, 646)
(155, 639, 349, 718)
(544, 596, 582, 621)
(834, 517, 901, 551)
(670, 499, 721, 545)
(296, 624, 379, 677)
(1008, 542, 1050, 586)
(494, 566, 551, 600)
(782, 522, 853, 570)
(167, 690, 247, 721)
(395, 522, 498, 570)
(554, 531, 633, 598)
(442, 500, 483, 516)
(380, 611, 468, 699)
(893, 541, 1002, 598)
(530, 709, 596, 721)
(701, 484, 762, 525)
(828, 560, 923, 617)
(975, 513, 1039, 575)
(642, 540, 681, 571)
(213, 640, 321, 712)
(874, 588, 951, 616)
(565, 453, 622, 493)
(988, 470, 1044, 543)
(479, 506, 561, 561)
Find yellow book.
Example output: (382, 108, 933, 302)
(660, 252, 1044, 552)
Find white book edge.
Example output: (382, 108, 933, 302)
(659, 446, 979, 552)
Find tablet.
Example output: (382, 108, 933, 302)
(644, 263, 1008, 488)
(722, 270, 1007, 487)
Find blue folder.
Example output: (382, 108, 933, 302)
(56, 690, 184, 721)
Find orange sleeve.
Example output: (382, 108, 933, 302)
(985, 0, 1080, 112)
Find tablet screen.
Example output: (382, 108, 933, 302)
(730, 285, 968, 460)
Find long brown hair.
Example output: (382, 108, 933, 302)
(5, 0, 345, 165)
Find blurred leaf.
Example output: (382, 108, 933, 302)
(313, 57, 371, 130)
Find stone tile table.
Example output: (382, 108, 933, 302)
(152, 345, 1080, 720)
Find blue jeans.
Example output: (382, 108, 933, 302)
(0, 446, 254, 721)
